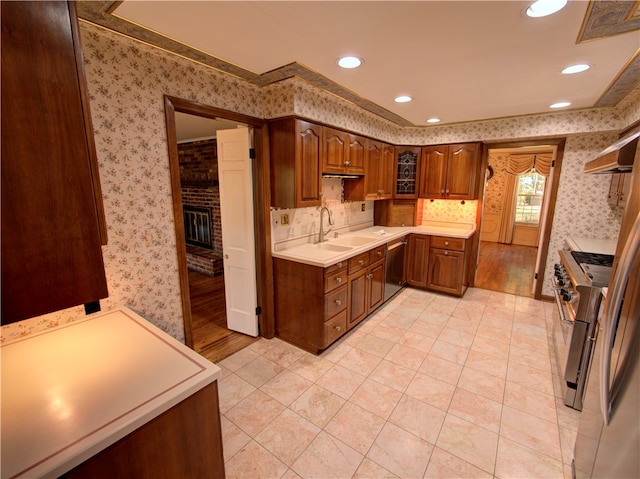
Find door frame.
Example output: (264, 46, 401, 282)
(163, 95, 274, 347)
(473, 137, 566, 300)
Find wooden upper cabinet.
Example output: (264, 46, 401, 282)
(344, 140, 393, 201)
(394, 146, 421, 198)
(419, 142, 481, 200)
(346, 134, 366, 175)
(1, 1, 109, 324)
(322, 127, 349, 174)
(420, 145, 448, 198)
(322, 127, 366, 175)
(380, 143, 395, 199)
(269, 118, 322, 208)
(364, 140, 383, 199)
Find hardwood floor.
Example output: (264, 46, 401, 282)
(475, 240, 537, 298)
(188, 269, 259, 363)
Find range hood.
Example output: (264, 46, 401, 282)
(584, 130, 640, 174)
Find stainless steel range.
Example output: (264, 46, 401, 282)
(551, 249, 613, 410)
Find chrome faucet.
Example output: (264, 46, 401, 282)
(318, 206, 334, 243)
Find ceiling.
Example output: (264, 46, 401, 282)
(79, 1, 640, 127)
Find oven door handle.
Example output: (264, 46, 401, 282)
(551, 281, 575, 325)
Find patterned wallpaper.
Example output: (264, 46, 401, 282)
(2, 21, 639, 343)
(422, 200, 479, 224)
(484, 154, 510, 214)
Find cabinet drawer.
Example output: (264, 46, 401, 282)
(325, 260, 347, 274)
(325, 268, 348, 293)
(323, 310, 347, 346)
(430, 236, 465, 251)
(325, 285, 347, 318)
(369, 245, 386, 262)
(349, 252, 370, 274)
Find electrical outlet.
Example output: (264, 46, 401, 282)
(281, 214, 289, 225)
(361, 203, 366, 212)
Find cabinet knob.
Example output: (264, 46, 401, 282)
(444, 251, 448, 256)
(335, 277, 342, 283)
(445, 241, 449, 246)
(335, 326, 341, 332)
(358, 259, 364, 265)
(337, 262, 343, 268)
(441, 189, 445, 194)
(335, 299, 341, 306)
(377, 251, 382, 256)
(446, 189, 450, 194)
(224, 254, 229, 259)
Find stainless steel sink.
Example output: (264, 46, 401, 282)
(332, 236, 377, 247)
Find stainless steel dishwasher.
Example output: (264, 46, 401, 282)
(384, 235, 407, 301)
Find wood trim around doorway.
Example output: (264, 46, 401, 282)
(475, 137, 566, 300)
(163, 95, 274, 347)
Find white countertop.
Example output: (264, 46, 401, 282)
(272, 221, 476, 267)
(1, 307, 220, 479)
(566, 236, 617, 255)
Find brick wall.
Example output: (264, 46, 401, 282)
(178, 139, 223, 275)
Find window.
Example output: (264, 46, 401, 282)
(515, 172, 545, 224)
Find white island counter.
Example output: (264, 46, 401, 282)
(1, 307, 222, 479)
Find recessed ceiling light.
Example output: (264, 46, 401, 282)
(550, 101, 571, 109)
(394, 96, 412, 103)
(526, 0, 567, 17)
(562, 63, 591, 74)
(337, 56, 363, 69)
(426, 118, 441, 123)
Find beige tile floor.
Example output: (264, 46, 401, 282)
(216, 287, 581, 479)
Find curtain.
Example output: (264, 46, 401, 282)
(498, 173, 518, 244)
(505, 153, 552, 176)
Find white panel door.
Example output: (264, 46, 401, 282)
(217, 127, 258, 337)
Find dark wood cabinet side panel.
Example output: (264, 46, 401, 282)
(274, 258, 325, 348)
(269, 119, 297, 207)
(1, 1, 108, 323)
(60, 382, 225, 479)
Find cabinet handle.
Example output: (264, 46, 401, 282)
(337, 262, 343, 268)
(377, 251, 382, 256)
(367, 273, 373, 280)
(358, 259, 365, 265)
(335, 299, 342, 306)
(335, 277, 342, 283)
(335, 326, 341, 332)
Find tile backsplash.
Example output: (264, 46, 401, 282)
(271, 178, 374, 250)
(271, 178, 479, 251)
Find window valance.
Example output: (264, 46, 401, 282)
(505, 153, 552, 176)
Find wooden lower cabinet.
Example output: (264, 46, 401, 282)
(274, 258, 349, 353)
(407, 234, 430, 287)
(274, 245, 386, 354)
(347, 246, 385, 330)
(427, 236, 468, 296)
(407, 234, 471, 296)
(60, 381, 225, 479)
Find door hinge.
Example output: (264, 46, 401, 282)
(534, 273, 538, 279)
(256, 305, 262, 315)
(551, 160, 555, 167)
(249, 148, 256, 159)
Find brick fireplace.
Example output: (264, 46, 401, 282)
(179, 138, 223, 276)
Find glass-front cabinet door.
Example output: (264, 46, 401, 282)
(394, 146, 421, 198)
